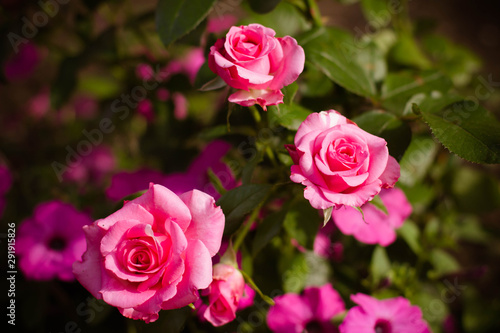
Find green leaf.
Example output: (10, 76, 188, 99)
(389, 33, 431, 69)
(241, 151, 264, 185)
(241, 1, 309, 37)
(429, 249, 460, 278)
(300, 65, 334, 97)
(252, 209, 287, 257)
(301, 27, 377, 98)
(371, 246, 391, 285)
(217, 184, 272, 235)
(353, 110, 412, 159)
(370, 195, 388, 215)
(323, 206, 333, 227)
(361, 0, 392, 28)
(422, 34, 481, 87)
(355, 41, 387, 83)
(283, 199, 321, 249)
(78, 75, 121, 99)
(354, 206, 366, 222)
(397, 220, 422, 254)
(240, 270, 275, 305)
(156, 0, 216, 46)
(398, 183, 435, 214)
(454, 216, 490, 244)
(451, 166, 500, 213)
(194, 61, 216, 90)
(207, 168, 227, 196)
(248, 0, 282, 14)
(415, 96, 500, 164)
(198, 124, 229, 141)
(398, 136, 439, 186)
(268, 103, 313, 130)
(381, 70, 452, 115)
(281, 252, 308, 293)
(283, 82, 299, 105)
(51, 57, 80, 109)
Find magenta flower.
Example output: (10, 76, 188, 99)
(332, 188, 412, 246)
(4, 42, 40, 81)
(136, 99, 155, 122)
(313, 222, 344, 262)
(339, 293, 430, 333)
(267, 284, 345, 333)
(106, 168, 166, 201)
(106, 140, 236, 201)
(16, 201, 91, 281)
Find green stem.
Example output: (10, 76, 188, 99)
(233, 202, 263, 252)
(393, 0, 412, 33)
(305, 0, 323, 27)
(240, 270, 275, 306)
(249, 105, 262, 125)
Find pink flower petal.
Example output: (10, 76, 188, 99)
(180, 190, 225, 256)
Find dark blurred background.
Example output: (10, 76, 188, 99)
(319, 0, 500, 82)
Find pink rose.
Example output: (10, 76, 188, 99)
(286, 110, 400, 209)
(73, 184, 225, 323)
(332, 188, 412, 246)
(203, 263, 245, 327)
(208, 24, 305, 110)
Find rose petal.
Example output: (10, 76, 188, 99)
(96, 203, 155, 231)
(131, 184, 192, 232)
(180, 190, 224, 256)
(119, 307, 159, 323)
(295, 110, 348, 148)
(379, 155, 400, 188)
(161, 239, 212, 310)
(267, 36, 305, 90)
(228, 89, 283, 110)
(73, 224, 107, 299)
